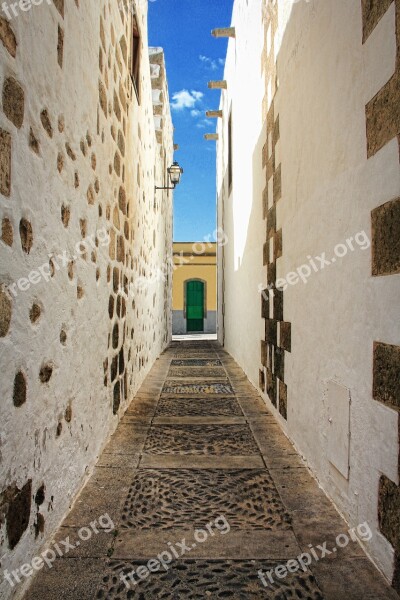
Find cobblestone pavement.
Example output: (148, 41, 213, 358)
(24, 341, 399, 599)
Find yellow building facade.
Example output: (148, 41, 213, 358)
(172, 242, 217, 334)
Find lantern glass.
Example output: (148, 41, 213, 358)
(168, 162, 183, 186)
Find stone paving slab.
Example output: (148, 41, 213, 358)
(22, 341, 399, 600)
(97, 559, 325, 599)
(113, 529, 301, 560)
(139, 455, 266, 469)
(120, 468, 291, 531)
(24, 558, 106, 600)
(153, 415, 247, 425)
(62, 469, 130, 528)
(167, 366, 228, 378)
(143, 424, 260, 455)
(156, 395, 244, 416)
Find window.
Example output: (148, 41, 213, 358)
(228, 111, 233, 191)
(130, 11, 141, 103)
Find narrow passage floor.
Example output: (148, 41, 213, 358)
(25, 341, 399, 599)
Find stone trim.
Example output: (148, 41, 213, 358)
(363, 0, 400, 159)
(363, 3, 400, 592)
(371, 197, 400, 276)
(259, 1, 291, 419)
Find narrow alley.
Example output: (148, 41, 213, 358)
(1, 0, 399, 597)
(21, 340, 398, 599)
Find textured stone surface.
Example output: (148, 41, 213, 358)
(362, 0, 395, 42)
(372, 197, 400, 276)
(1, 480, 32, 550)
(162, 381, 234, 395)
(98, 559, 324, 599)
(1, 6, 174, 600)
(379, 475, 400, 578)
(0, 17, 17, 57)
(2, 77, 24, 129)
(144, 424, 260, 455)
(0, 286, 11, 336)
(19, 342, 399, 600)
(373, 342, 400, 409)
(121, 469, 291, 530)
(156, 396, 243, 416)
(0, 128, 11, 196)
(1, 216, 13, 246)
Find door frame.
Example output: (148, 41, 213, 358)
(184, 278, 207, 325)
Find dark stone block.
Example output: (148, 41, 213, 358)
(274, 347, 285, 381)
(263, 240, 269, 266)
(2, 480, 32, 549)
(366, 73, 400, 158)
(262, 186, 268, 220)
(261, 341, 267, 367)
(119, 347, 125, 375)
(373, 342, 400, 409)
(112, 324, 119, 349)
(13, 371, 26, 407)
(273, 163, 282, 203)
(378, 475, 399, 555)
(393, 554, 400, 594)
(266, 205, 276, 240)
(279, 380, 287, 420)
(108, 295, 114, 319)
(259, 369, 265, 393)
(274, 229, 282, 260)
(273, 288, 283, 321)
(267, 343, 273, 370)
(267, 262, 276, 286)
(372, 197, 400, 276)
(361, 0, 393, 43)
(261, 290, 269, 319)
(280, 321, 292, 352)
(3, 77, 24, 129)
(267, 368, 277, 407)
(113, 381, 121, 414)
(111, 355, 118, 382)
(265, 319, 277, 345)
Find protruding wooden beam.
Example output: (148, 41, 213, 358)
(174, 143, 179, 151)
(212, 27, 236, 38)
(208, 81, 227, 90)
(204, 134, 219, 141)
(206, 110, 223, 118)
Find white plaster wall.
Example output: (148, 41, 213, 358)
(217, 0, 400, 583)
(217, 0, 265, 366)
(0, 2, 173, 598)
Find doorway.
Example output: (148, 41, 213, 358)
(185, 280, 205, 332)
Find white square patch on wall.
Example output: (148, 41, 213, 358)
(327, 381, 351, 480)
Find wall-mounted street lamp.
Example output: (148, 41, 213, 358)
(155, 161, 184, 191)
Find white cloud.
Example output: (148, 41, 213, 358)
(199, 55, 219, 71)
(190, 109, 202, 117)
(171, 89, 204, 111)
(196, 118, 213, 129)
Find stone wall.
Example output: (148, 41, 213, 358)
(217, 0, 400, 589)
(0, 1, 173, 598)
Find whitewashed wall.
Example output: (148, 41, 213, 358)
(0, 1, 173, 598)
(217, 0, 400, 586)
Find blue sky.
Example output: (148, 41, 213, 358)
(148, 0, 234, 241)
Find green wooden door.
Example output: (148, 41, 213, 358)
(186, 281, 204, 332)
